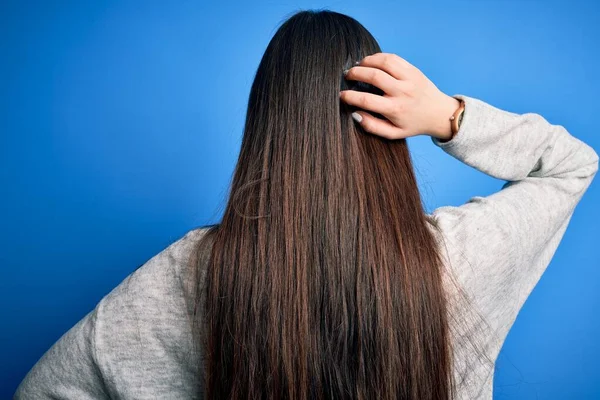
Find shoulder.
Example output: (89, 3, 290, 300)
(94, 226, 211, 397)
(99, 226, 209, 319)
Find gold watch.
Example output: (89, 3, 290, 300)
(449, 98, 465, 138)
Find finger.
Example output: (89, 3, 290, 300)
(344, 66, 403, 96)
(339, 90, 395, 116)
(357, 52, 414, 81)
(351, 111, 406, 140)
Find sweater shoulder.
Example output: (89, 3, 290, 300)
(93, 227, 210, 397)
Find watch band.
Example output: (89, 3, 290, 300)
(449, 98, 465, 138)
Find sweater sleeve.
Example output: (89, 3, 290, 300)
(428, 94, 598, 341)
(13, 306, 111, 399)
(13, 228, 207, 400)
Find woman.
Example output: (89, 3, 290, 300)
(14, 9, 598, 400)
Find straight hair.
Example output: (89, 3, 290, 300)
(187, 9, 494, 400)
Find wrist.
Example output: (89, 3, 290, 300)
(430, 94, 461, 141)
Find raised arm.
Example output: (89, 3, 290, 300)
(339, 52, 597, 344)
(428, 94, 598, 341)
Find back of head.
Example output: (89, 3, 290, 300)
(188, 9, 487, 400)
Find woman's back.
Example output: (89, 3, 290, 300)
(14, 93, 598, 399)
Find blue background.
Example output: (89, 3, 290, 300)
(2, 1, 599, 398)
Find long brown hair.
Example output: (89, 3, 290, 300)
(187, 9, 494, 399)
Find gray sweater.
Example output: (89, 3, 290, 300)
(14, 94, 599, 399)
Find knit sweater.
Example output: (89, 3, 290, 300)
(14, 94, 599, 399)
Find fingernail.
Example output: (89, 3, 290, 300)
(342, 68, 350, 76)
(354, 60, 361, 66)
(351, 112, 362, 123)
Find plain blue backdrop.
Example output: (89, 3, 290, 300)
(2, 0, 599, 398)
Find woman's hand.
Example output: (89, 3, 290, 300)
(339, 52, 460, 141)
